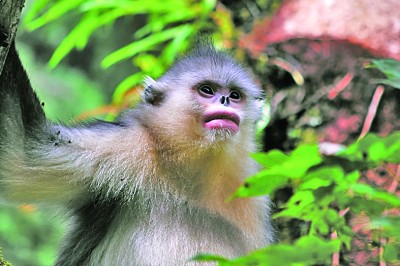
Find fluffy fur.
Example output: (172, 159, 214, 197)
(0, 42, 273, 265)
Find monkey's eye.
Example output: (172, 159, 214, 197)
(198, 85, 214, 97)
(229, 90, 241, 101)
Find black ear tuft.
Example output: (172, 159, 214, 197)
(144, 85, 164, 105)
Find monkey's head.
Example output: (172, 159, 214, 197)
(141, 44, 264, 148)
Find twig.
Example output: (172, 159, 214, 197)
(332, 207, 350, 266)
(359, 85, 385, 140)
(328, 72, 354, 100)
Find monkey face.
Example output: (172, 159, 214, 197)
(194, 83, 245, 134)
(141, 45, 263, 147)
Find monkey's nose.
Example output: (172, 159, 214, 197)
(220, 96, 230, 106)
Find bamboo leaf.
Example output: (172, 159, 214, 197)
(26, 0, 86, 31)
(101, 25, 191, 68)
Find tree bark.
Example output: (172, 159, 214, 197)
(0, 0, 25, 73)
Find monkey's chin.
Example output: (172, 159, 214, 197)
(204, 119, 239, 133)
(205, 127, 237, 143)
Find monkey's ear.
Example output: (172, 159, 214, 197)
(143, 77, 164, 105)
(254, 97, 266, 111)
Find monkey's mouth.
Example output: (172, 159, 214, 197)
(203, 111, 240, 133)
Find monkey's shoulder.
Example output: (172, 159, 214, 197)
(48, 116, 153, 154)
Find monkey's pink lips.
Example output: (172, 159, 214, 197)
(203, 111, 240, 133)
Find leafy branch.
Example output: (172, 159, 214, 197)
(22, 0, 219, 106)
(198, 132, 400, 265)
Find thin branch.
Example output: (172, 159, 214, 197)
(359, 85, 385, 140)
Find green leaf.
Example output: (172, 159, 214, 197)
(351, 183, 400, 207)
(102, 25, 191, 68)
(345, 170, 361, 184)
(161, 26, 193, 65)
(191, 253, 229, 263)
(49, 10, 125, 68)
(251, 150, 289, 168)
(383, 244, 399, 262)
(212, 236, 340, 266)
(370, 216, 400, 240)
(313, 221, 330, 235)
(287, 191, 315, 208)
(299, 167, 344, 190)
(369, 59, 400, 89)
(341, 132, 400, 163)
(233, 145, 321, 199)
(201, 0, 217, 13)
(299, 177, 332, 190)
(80, 1, 134, 11)
(81, 0, 189, 14)
(23, 0, 53, 24)
(349, 197, 385, 215)
(26, 0, 86, 31)
(337, 225, 354, 249)
(384, 132, 400, 162)
(324, 208, 341, 225)
(264, 145, 321, 179)
(368, 141, 386, 161)
(274, 191, 315, 219)
(134, 9, 197, 39)
(231, 171, 289, 199)
(134, 53, 165, 76)
(372, 78, 400, 89)
(112, 73, 144, 104)
(285, 145, 322, 178)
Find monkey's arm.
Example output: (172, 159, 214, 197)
(0, 44, 149, 204)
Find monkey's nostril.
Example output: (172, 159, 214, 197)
(220, 96, 230, 106)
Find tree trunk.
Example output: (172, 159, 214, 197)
(0, 0, 25, 73)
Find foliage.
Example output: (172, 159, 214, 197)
(368, 59, 400, 89)
(22, 0, 226, 107)
(195, 235, 340, 265)
(197, 132, 400, 265)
